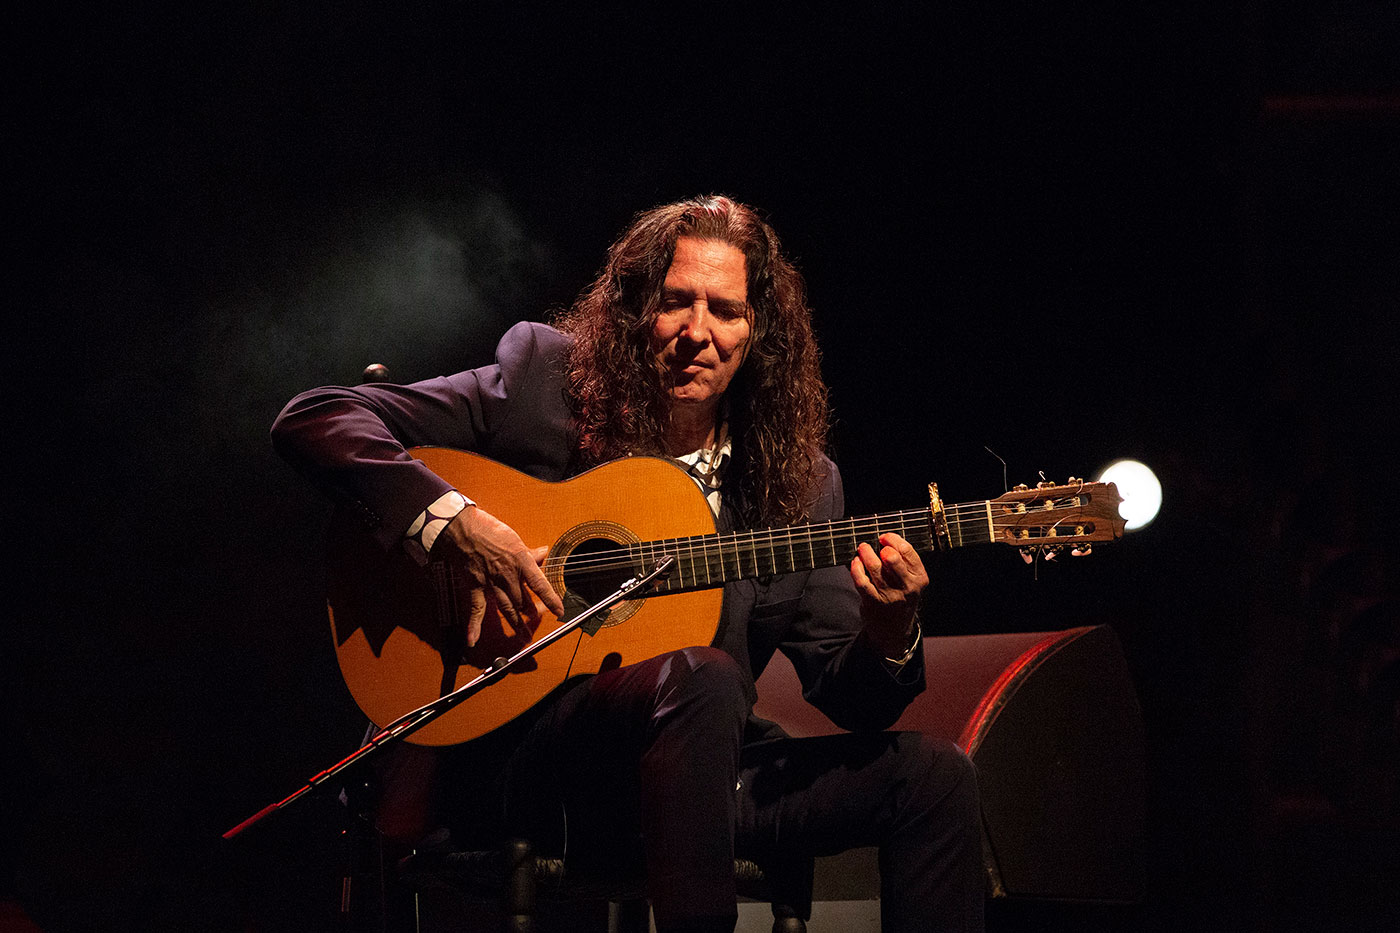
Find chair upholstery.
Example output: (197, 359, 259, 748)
(753, 624, 1147, 906)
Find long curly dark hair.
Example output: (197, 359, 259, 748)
(554, 195, 829, 529)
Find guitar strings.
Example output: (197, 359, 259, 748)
(532, 498, 1100, 579)
(535, 503, 1093, 574)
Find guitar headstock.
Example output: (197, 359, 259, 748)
(990, 479, 1126, 556)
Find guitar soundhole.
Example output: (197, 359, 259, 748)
(561, 537, 643, 611)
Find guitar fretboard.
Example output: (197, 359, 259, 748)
(629, 501, 996, 594)
(542, 482, 1115, 598)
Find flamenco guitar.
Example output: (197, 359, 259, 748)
(326, 448, 1125, 746)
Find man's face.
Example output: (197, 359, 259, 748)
(650, 236, 752, 411)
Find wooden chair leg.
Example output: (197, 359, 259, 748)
(610, 897, 650, 933)
(502, 838, 536, 933)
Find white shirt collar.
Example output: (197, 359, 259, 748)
(673, 427, 732, 515)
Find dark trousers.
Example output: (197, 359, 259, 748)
(498, 647, 985, 933)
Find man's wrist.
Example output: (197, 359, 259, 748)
(881, 616, 922, 670)
(403, 489, 475, 565)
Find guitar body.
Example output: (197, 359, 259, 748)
(327, 449, 723, 746)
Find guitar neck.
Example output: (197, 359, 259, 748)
(644, 500, 995, 595)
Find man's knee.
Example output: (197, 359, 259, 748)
(654, 646, 749, 726)
(895, 732, 979, 816)
(673, 645, 746, 689)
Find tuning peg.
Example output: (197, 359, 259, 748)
(1020, 547, 1035, 565)
(1043, 547, 1059, 561)
(1037, 480, 1056, 489)
(1071, 544, 1093, 557)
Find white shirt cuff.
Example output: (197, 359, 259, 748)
(403, 490, 474, 566)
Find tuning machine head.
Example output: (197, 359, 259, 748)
(1019, 544, 1065, 563)
(1019, 542, 1094, 565)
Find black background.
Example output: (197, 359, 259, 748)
(8, 3, 1398, 931)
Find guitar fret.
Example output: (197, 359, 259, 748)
(699, 536, 714, 584)
(688, 538, 702, 586)
(668, 536, 685, 589)
(871, 512, 889, 547)
(643, 540, 666, 593)
(681, 538, 696, 589)
(688, 536, 703, 588)
(984, 500, 995, 543)
(641, 535, 655, 585)
(915, 510, 934, 550)
(899, 509, 930, 552)
(632, 541, 647, 592)
(669, 541, 684, 593)
(654, 537, 673, 589)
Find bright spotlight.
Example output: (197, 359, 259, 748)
(1098, 459, 1161, 531)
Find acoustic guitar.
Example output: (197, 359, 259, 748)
(327, 448, 1125, 746)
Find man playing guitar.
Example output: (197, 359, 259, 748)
(272, 195, 984, 933)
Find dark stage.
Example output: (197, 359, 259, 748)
(8, 4, 1398, 931)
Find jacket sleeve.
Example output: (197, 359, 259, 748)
(777, 458, 927, 732)
(270, 321, 546, 552)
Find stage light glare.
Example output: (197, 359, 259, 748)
(1098, 459, 1161, 531)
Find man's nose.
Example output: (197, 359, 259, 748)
(677, 303, 712, 343)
